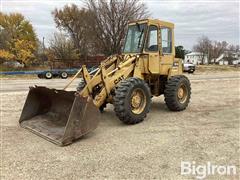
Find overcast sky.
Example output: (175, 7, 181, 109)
(1, 0, 239, 50)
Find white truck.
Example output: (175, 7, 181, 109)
(183, 63, 195, 73)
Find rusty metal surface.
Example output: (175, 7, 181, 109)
(19, 86, 100, 146)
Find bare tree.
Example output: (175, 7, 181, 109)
(193, 35, 239, 65)
(211, 41, 228, 63)
(193, 36, 212, 64)
(48, 32, 79, 60)
(228, 44, 239, 52)
(52, 1, 149, 56)
(86, 0, 149, 55)
(235, 45, 240, 52)
(52, 5, 94, 58)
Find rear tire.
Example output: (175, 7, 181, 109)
(113, 77, 151, 124)
(164, 75, 191, 111)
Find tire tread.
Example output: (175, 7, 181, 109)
(164, 75, 191, 111)
(113, 77, 151, 124)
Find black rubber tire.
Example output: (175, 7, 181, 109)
(37, 74, 44, 79)
(60, 71, 68, 79)
(164, 75, 191, 111)
(113, 77, 151, 124)
(99, 103, 107, 113)
(45, 72, 53, 79)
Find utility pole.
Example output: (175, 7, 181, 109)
(42, 37, 45, 51)
(42, 37, 46, 65)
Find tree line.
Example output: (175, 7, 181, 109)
(193, 36, 239, 64)
(0, 0, 239, 67)
(50, 0, 148, 59)
(0, 0, 148, 67)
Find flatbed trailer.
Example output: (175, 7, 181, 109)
(0, 56, 103, 79)
(0, 68, 79, 79)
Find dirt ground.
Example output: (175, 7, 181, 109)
(0, 72, 240, 180)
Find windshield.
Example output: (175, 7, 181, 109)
(123, 23, 147, 53)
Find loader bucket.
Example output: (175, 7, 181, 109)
(19, 86, 100, 146)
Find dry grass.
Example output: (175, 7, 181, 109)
(196, 64, 240, 73)
(0, 74, 37, 79)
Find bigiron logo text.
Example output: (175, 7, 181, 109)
(180, 161, 237, 179)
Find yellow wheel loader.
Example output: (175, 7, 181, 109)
(19, 19, 191, 146)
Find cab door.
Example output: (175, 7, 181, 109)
(146, 25, 160, 74)
(160, 27, 174, 74)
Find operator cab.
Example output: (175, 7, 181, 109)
(123, 19, 176, 75)
(123, 19, 175, 56)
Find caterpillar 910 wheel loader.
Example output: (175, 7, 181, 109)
(20, 19, 191, 146)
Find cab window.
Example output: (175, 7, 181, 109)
(146, 25, 158, 52)
(161, 27, 172, 54)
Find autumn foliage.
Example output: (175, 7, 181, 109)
(0, 12, 38, 66)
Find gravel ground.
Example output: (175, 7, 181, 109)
(0, 72, 240, 180)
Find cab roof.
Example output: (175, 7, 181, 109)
(128, 18, 174, 29)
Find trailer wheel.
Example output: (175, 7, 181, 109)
(45, 72, 53, 79)
(60, 72, 68, 79)
(113, 77, 151, 124)
(164, 75, 191, 111)
(37, 74, 44, 79)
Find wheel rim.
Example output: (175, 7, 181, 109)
(62, 72, 67, 78)
(177, 83, 188, 104)
(46, 72, 52, 78)
(130, 88, 146, 114)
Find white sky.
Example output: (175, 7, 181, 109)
(1, 0, 239, 50)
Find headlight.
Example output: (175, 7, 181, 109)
(173, 62, 179, 67)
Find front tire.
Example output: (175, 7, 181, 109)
(113, 77, 151, 124)
(164, 75, 191, 111)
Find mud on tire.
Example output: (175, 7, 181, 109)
(164, 75, 191, 111)
(113, 77, 151, 124)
